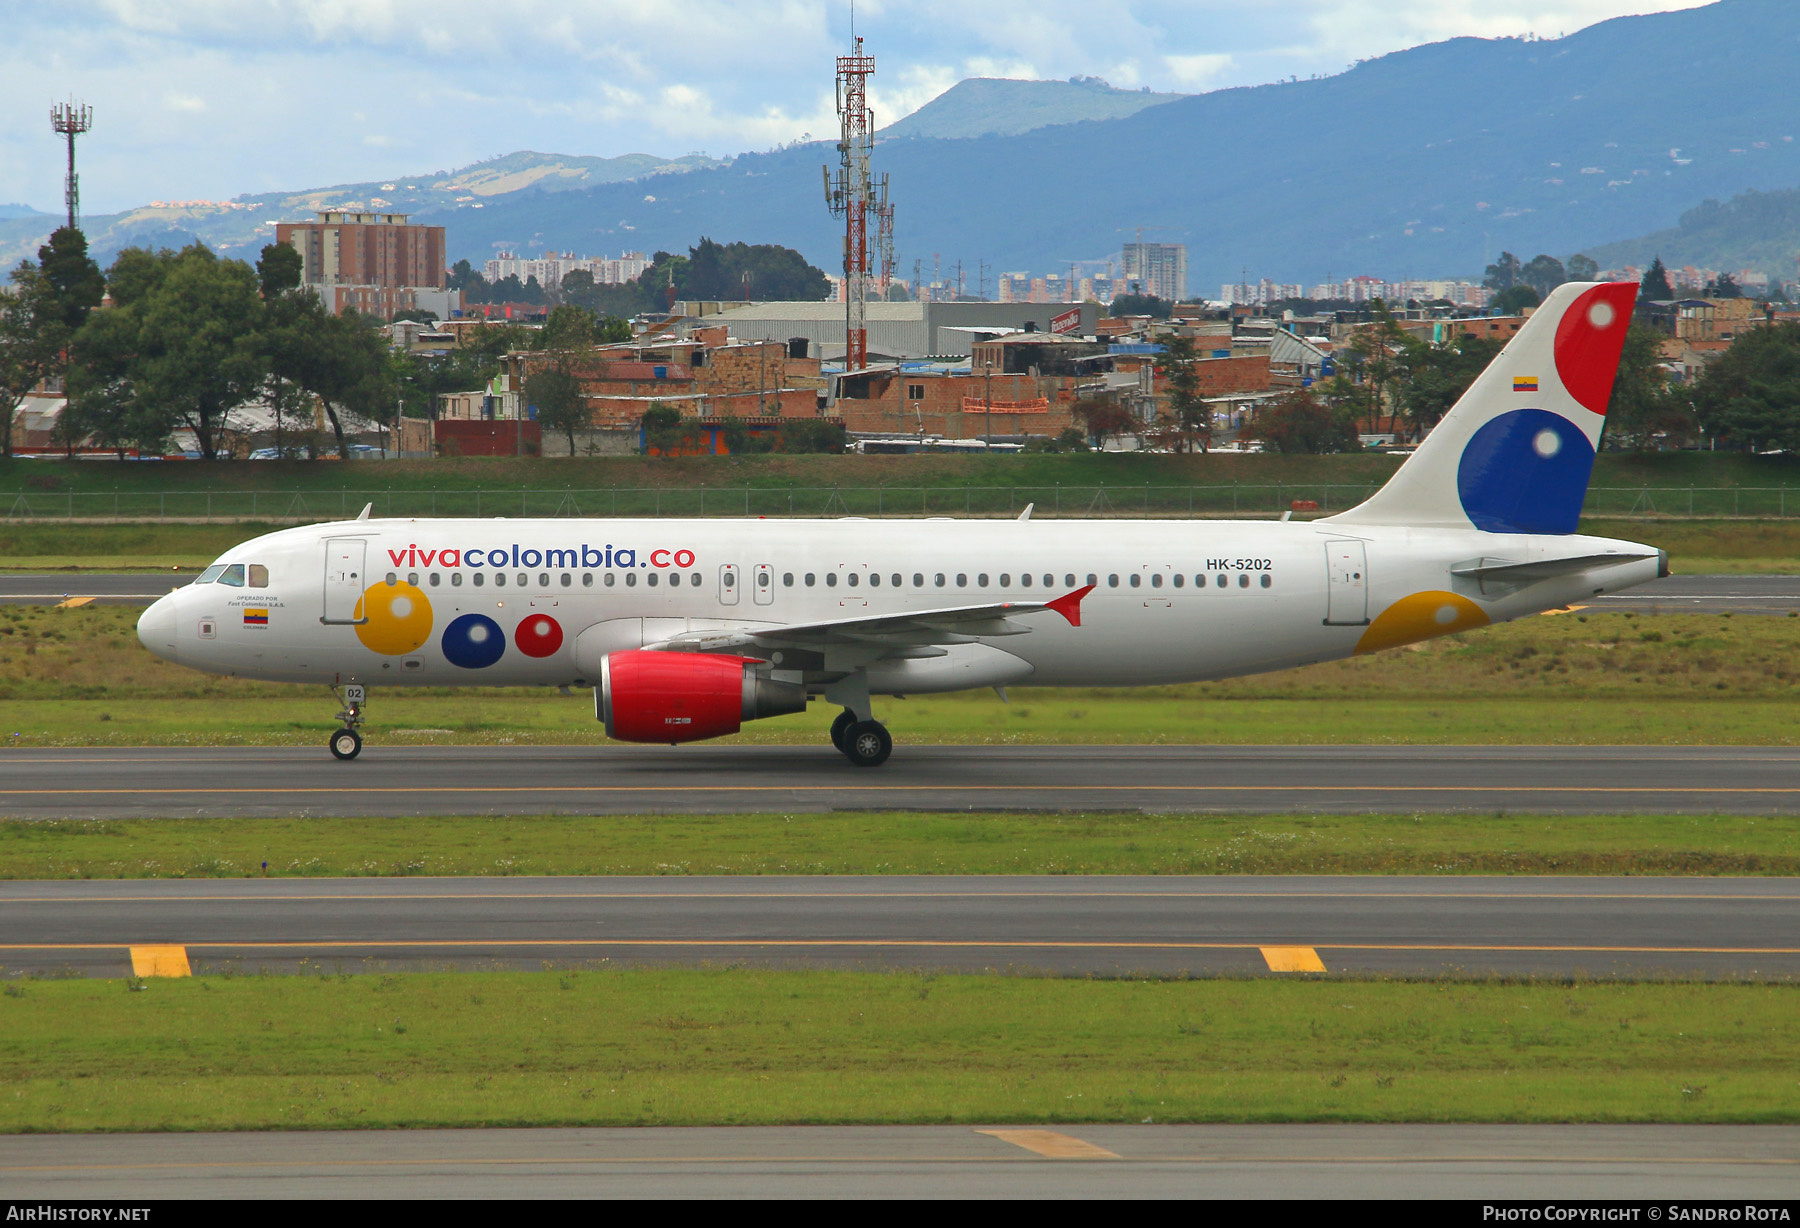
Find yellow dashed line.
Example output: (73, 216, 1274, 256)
(977, 1129, 1119, 1159)
(1539, 604, 1589, 616)
(128, 945, 190, 977)
(1261, 946, 1327, 972)
(53, 596, 94, 608)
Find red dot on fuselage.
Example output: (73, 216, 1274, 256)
(516, 614, 563, 658)
(1553, 282, 1637, 415)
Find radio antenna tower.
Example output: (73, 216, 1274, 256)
(823, 36, 876, 368)
(873, 172, 895, 302)
(50, 100, 93, 231)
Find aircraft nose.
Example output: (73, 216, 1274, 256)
(137, 593, 180, 664)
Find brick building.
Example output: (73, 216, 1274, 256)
(275, 211, 456, 320)
(504, 336, 825, 429)
(832, 368, 1076, 439)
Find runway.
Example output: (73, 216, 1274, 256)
(2, 572, 1798, 610)
(2, 873, 1794, 980)
(2, 1125, 1794, 1198)
(7, 744, 1800, 818)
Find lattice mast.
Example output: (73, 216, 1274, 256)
(823, 37, 876, 368)
(49, 100, 93, 231)
(873, 172, 895, 301)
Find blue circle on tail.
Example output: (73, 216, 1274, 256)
(441, 613, 506, 669)
(1456, 408, 1595, 534)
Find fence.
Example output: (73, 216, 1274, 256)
(4, 486, 1799, 521)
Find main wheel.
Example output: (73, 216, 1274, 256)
(829, 709, 856, 751)
(329, 728, 363, 761)
(842, 720, 892, 768)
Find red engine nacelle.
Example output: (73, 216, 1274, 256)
(598, 651, 807, 744)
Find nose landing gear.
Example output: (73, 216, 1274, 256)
(329, 683, 366, 760)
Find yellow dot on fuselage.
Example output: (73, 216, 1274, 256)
(1354, 590, 1489, 655)
(354, 581, 434, 655)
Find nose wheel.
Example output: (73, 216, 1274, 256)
(329, 683, 366, 761)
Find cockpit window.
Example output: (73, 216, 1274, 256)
(247, 564, 269, 588)
(217, 564, 247, 587)
(195, 564, 227, 585)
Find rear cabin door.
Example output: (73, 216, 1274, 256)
(719, 563, 740, 606)
(322, 538, 367, 625)
(1323, 539, 1369, 626)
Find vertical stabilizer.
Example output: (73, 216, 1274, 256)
(1327, 280, 1637, 533)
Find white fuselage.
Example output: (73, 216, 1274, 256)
(136, 515, 1664, 695)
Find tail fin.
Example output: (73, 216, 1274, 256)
(1327, 280, 1637, 533)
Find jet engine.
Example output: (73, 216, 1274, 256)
(597, 650, 807, 744)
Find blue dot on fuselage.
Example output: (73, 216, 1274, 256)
(1456, 408, 1595, 534)
(441, 613, 506, 669)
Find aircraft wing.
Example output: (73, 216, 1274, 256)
(644, 585, 1095, 655)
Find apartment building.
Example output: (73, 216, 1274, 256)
(275, 211, 454, 319)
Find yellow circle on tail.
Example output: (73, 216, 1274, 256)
(354, 580, 434, 655)
(1355, 590, 1489, 655)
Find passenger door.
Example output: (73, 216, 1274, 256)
(322, 538, 367, 625)
(1323, 539, 1369, 626)
(753, 563, 774, 606)
(719, 563, 740, 606)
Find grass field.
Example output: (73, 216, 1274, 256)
(3, 605, 1795, 747)
(3, 811, 1794, 879)
(0, 972, 1791, 1131)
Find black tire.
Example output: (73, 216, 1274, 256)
(329, 728, 363, 761)
(829, 709, 856, 751)
(842, 720, 892, 768)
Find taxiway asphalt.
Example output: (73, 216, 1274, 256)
(1, 873, 1794, 980)
(6, 744, 1800, 818)
(2, 1125, 1794, 1198)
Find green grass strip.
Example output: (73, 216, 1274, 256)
(0, 972, 1793, 1130)
(6, 812, 1798, 879)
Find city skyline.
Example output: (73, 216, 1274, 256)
(0, 1, 1710, 217)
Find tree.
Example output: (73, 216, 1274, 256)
(535, 304, 628, 351)
(35, 228, 104, 331)
(0, 264, 65, 458)
(1074, 396, 1139, 444)
(1241, 390, 1360, 453)
(265, 295, 392, 459)
(1340, 299, 1408, 433)
(1157, 334, 1210, 451)
(640, 402, 687, 455)
(1491, 284, 1541, 315)
(525, 362, 587, 454)
(1605, 322, 1692, 449)
(1482, 251, 1524, 292)
(1107, 293, 1172, 318)
(1708, 272, 1744, 299)
(1641, 256, 1674, 301)
(1520, 254, 1566, 300)
(777, 418, 845, 453)
(1567, 253, 1600, 282)
(1397, 334, 1503, 436)
(255, 243, 303, 299)
(1689, 321, 1800, 451)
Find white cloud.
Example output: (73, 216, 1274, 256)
(1162, 53, 1236, 89)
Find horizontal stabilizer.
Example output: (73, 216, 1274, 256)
(1451, 553, 1656, 585)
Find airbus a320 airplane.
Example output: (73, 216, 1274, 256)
(138, 281, 1663, 767)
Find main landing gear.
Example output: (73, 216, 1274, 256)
(329, 683, 366, 761)
(830, 707, 892, 768)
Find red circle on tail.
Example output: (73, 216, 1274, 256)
(1553, 282, 1637, 415)
(516, 613, 564, 658)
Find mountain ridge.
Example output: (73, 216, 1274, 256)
(880, 77, 1187, 141)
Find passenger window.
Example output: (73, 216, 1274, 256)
(1000, 574, 1011, 588)
(783, 573, 794, 587)
(723, 572, 735, 588)
(473, 572, 485, 587)
(913, 574, 924, 587)
(1043, 575, 1053, 588)
(757, 571, 770, 588)
(407, 572, 419, 586)
(805, 573, 816, 587)
(892, 574, 902, 587)
(1194, 575, 1204, 588)
(978, 573, 989, 587)
(934, 573, 945, 587)
(605, 573, 616, 587)
(847, 573, 859, 587)
(195, 564, 226, 585)
(626, 572, 637, 587)
(429, 573, 440, 587)
(248, 564, 269, 588)
(561, 573, 572, 587)
(1018, 574, 1030, 588)
(1239, 574, 1249, 588)
(690, 572, 702, 587)
(582, 574, 593, 588)
(1216, 574, 1227, 589)
(1086, 573, 1097, 587)
(451, 572, 463, 587)
(495, 573, 506, 588)
(219, 564, 247, 587)
(1130, 574, 1141, 588)
(826, 573, 837, 587)
(1151, 574, 1163, 588)
(1261, 574, 1272, 588)
(647, 573, 659, 587)
(868, 573, 879, 587)
(1107, 575, 1119, 588)
(1172, 574, 1183, 588)
(518, 573, 529, 587)
(538, 573, 549, 587)
(1064, 574, 1076, 588)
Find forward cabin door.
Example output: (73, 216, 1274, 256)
(322, 538, 367, 625)
(1323, 540, 1369, 626)
(753, 563, 774, 606)
(719, 563, 740, 606)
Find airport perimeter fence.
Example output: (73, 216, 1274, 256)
(5, 485, 1800, 521)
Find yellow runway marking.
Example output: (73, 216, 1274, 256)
(1539, 605, 1589, 616)
(53, 596, 94, 608)
(977, 1129, 1120, 1160)
(4, 939, 1797, 956)
(1261, 946, 1327, 972)
(128, 945, 190, 977)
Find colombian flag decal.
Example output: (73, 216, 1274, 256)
(1513, 376, 1539, 392)
(243, 608, 269, 626)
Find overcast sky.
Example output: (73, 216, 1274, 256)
(0, 0, 1712, 214)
